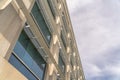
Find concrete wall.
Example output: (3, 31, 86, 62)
(0, 3, 24, 58)
(0, 3, 26, 80)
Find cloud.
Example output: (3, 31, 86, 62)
(67, 0, 120, 80)
(88, 46, 120, 80)
(66, 0, 95, 13)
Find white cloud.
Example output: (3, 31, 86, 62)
(67, 0, 95, 13)
(66, 0, 120, 80)
(104, 64, 120, 76)
(84, 63, 102, 78)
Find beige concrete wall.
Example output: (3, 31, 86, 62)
(22, 0, 34, 11)
(50, 35, 59, 64)
(0, 3, 26, 80)
(0, 0, 84, 80)
(0, 0, 12, 10)
(0, 4, 24, 58)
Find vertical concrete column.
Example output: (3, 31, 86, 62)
(0, 3, 24, 59)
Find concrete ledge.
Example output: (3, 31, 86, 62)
(0, 0, 12, 10)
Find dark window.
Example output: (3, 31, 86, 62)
(62, 15, 68, 32)
(47, 0, 56, 19)
(31, 2, 51, 45)
(9, 54, 38, 80)
(70, 54, 73, 68)
(61, 31, 67, 49)
(58, 50, 65, 74)
(9, 30, 46, 80)
(70, 72, 73, 80)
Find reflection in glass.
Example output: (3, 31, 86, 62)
(9, 30, 46, 80)
(31, 2, 51, 45)
(9, 54, 38, 80)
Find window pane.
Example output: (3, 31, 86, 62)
(58, 50, 65, 74)
(61, 31, 67, 49)
(31, 2, 51, 45)
(10, 30, 46, 80)
(9, 54, 38, 80)
(62, 15, 68, 32)
(47, 0, 56, 19)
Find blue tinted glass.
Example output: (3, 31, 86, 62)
(9, 54, 38, 80)
(14, 41, 26, 58)
(12, 31, 46, 80)
(14, 42, 45, 79)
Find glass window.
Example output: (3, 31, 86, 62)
(58, 50, 65, 74)
(47, 0, 56, 19)
(9, 30, 46, 80)
(9, 54, 38, 80)
(31, 2, 51, 45)
(70, 54, 73, 68)
(62, 15, 68, 32)
(61, 31, 67, 49)
(70, 72, 74, 80)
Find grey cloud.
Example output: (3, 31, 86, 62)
(67, 0, 120, 80)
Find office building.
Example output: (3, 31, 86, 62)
(0, 0, 85, 80)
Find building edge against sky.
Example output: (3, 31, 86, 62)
(0, 0, 85, 80)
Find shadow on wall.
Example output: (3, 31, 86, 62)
(0, 3, 23, 59)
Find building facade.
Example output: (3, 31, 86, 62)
(0, 0, 85, 80)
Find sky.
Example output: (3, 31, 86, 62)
(66, 0, 120, 80)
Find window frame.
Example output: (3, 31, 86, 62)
(58, 49, 66, 74)
(9, 52, 39, 80)
(9, 30, 47, 80)
(30, 2, 52, 47)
